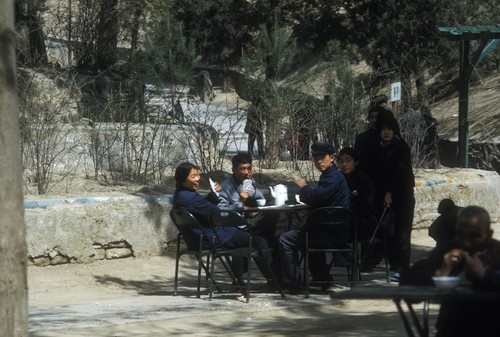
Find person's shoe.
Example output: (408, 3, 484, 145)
(287, 284, 304, 295)
(360, 264, 376, 273)
(389, 271, 401, 282)
(232, 279, 246, 291)
(282, 283, 304, 295)
(256, 281, 278, 293)
(310, 276, 333, 291)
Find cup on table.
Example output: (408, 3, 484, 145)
(256, 199, 266, 207)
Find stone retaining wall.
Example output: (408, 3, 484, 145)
(413, 169, 500, 228)
(25, 169, 500, 266)
(25, 194, 175, 266)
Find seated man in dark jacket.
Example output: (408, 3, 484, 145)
(278, 142, 350, 292)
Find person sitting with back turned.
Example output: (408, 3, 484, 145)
(278, 142, 350, 292)
(172, 162, 274, 289)
(428, 198, 461, 256)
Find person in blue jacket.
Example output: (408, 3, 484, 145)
(278, 142, 350, 292)
(172, 162, 273, 286)
(218, 152, 279, 248)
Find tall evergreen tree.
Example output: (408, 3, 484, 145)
(342, 0, 459, 110)
(172, 0, 253, 67)
(144, 2, 199, 84)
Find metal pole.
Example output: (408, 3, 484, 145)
(458, 40, 470, 168)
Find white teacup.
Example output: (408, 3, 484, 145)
(256, 199, 266, 207)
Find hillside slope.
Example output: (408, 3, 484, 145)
(432, 73, 500, 142)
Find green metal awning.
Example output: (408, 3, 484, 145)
(438, 25, 500, 40)
(437, 25, 500, 168)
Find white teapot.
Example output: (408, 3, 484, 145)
(269, 184, 288, 206)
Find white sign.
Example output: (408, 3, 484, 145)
(391, 82, 401, 102)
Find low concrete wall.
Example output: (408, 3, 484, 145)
(25, 194, 175, 266)
(413, 169, 500, 228)
(25, 169, 500, 266)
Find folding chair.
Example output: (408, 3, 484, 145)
(169, 208, 230, 299)
(303, 206, 359, 298)
(208, 209, 285, 303)
(359, 206, 391, 282)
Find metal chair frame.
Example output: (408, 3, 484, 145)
(303, 206, 360, 298)
(170, 208, 231, 298)
(208, 209, 285, 303)
(360, 206, 391, 282)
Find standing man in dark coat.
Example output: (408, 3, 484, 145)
(355, 105, 393, 181)
(245, 97, 265, 159)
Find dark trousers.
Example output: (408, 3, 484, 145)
(226, 229, 273, 281)
(249, 212, 281, 281)
(278, 228, 339, 287)
(248, 131, 264, 158)
(436, 301, 500, 337)
(387, 196, 415, 272)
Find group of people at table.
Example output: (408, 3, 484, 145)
(172, 104, 416, 293)
(172, 100, 500, 335)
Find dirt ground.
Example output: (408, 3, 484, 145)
(30, 226, 493, 337)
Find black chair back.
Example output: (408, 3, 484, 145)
(208, 210, 249, 247)
(305, 206, 356, 247)
(303, 206, 359, 296)
(170, 208, 211, 250)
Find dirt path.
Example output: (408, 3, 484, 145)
(26, 229, 426, 336)
(28, 226, 500, 336)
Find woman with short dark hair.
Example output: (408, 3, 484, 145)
(372, 115, 415, 280)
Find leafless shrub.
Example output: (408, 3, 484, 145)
(18, 68, 83, 194)
(85, 91, 181, 185)
(398, 109, 440, 171)
(174, 98, 246, 173)
(467, 122, 500, 173)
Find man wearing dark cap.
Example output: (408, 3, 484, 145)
(278, 142, 350, 292)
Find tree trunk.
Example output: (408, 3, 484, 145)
(95, 0, 118, 70)
(15, 0, 48, 67)
(128, 0, 142, 74)
(400, 71, 413, 115)
(261, 93, 281, 169)
(416, 70, 440, 168)
(0, 0, 28, 335)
